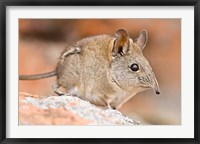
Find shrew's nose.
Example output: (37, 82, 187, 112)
(156, 90, 160, 95)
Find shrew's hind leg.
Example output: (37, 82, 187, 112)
(52, 83, 64, 96)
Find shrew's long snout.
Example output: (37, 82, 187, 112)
(142, 72, 160, 95)
(154, 80, 160, 95)
(152, 75, 160, 95)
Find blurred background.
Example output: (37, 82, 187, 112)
(19, 19, 181, 125)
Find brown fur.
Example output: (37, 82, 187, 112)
(56, 29, 160, 109)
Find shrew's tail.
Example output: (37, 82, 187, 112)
(19, 70, 57, 80)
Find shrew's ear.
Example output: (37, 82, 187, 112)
(135, 29, 148, 50)
(112, 29, 129, 56)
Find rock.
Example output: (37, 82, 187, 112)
(19, 92, 140, 125)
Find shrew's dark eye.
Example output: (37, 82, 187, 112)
(130, 63, 139, 71)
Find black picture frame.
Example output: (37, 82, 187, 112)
(0, 0, 199, 144)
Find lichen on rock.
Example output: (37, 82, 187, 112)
(19, 92, 140, 125)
